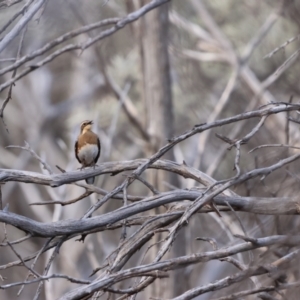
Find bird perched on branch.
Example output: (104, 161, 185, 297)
(75, 120, 100, 184)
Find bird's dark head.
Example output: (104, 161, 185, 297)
(80, 120, 93, 133)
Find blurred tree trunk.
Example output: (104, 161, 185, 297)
(138, 0, 187, 298)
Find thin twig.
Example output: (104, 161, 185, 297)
(0, 0, 46, 53)
(6, 141, 53, 174)
(264, 35, 300, 59)
(0, 0, 171, 92)
(6, 240, 41, 278)
(0, 25, 27, 131)
(0, 0, 34, 36)
(249, 144, 300, 153)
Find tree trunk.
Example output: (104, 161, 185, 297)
(139, 1, 187, 297)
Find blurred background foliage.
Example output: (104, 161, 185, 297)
(1, 0, 300, 299)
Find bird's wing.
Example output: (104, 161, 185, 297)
(74, 140, 82, 163)
(94, 137, 101, 163)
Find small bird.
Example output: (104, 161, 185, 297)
(75, 120, 101, 184)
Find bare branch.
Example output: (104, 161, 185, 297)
(6, 141, 53, 174)
(0, 0, 171, 92)
(264, 35, 300, 59)
(60, 239, 300, 300)
(0, 0, 46, 53)
(173, 249, 300, 300)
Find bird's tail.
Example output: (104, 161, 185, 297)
(85, 176, 95, 184)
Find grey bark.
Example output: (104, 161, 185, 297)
(139, 0, 187, 297)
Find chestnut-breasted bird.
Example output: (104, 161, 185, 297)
(75, 120, 100, 184)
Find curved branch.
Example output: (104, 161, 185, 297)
(0, 189, 299, 238)
(0, 159, 218, 187)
